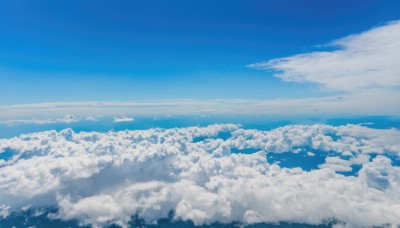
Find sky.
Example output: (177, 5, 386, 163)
(1, 0, 400, 117)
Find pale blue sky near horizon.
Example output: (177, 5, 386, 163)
(1, 0, 400, 106)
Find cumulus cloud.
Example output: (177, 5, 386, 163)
(359, 155, 400, 191)
(113, 116, 134, 123)
(249, 20, 400, 92)
(0, 124, 399, 227)
(0, 205, 10, 219)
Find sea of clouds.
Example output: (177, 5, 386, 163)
(0, 124, 400, 227)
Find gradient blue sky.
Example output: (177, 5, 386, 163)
(1, 0, 400, 106)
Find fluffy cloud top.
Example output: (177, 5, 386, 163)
(249, 20, 400, 92)
(0, 124, 400, 227)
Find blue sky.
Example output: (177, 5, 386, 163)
(0, 0, 400, 118)
(0, 0, 398, 101)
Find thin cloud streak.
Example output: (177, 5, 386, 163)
(0, 94, 400, 122)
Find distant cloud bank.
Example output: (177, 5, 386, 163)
(1, 124, 399, 227)
(0, 115, 98, 125)
(113, 116, 135, 123)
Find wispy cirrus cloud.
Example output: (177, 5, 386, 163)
(249, 20, 400, 92)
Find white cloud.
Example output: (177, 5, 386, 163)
(228, 124, 400, 157)
(60, 114, 78, 123)
(0, 124, 400, 227)
(247, 20, 400, 116)
(0, 205, 10, 219)
(359, 155, 400, 191)
(83, 116, 99, 122)
(0, 115, 98, 125)
(249, 20, 400, 92)
(113, 116, 134, 123)
(307, 152, 315, 156)
(318, 156, 352, 172)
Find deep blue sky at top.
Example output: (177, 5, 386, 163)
(1, 0, 400, 105)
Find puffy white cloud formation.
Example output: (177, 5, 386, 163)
(0, 124, 400, 227)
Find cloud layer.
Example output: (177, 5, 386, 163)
(1, 124, 400, 227)
(1, 93, 400, 122)
(0, 115, 98, 125)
